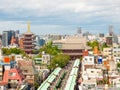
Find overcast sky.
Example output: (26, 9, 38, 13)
(0, 0, 120, 35)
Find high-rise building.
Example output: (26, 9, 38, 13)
(109, 25, 114, 36)
(0, 39, 2, 61)
(23, 22, 35, 54)
(2, 30, 15, 47)
(99, 33, 104, 37)
(0, 35, 2, 40)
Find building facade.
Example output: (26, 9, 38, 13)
(2, 30, 15, 47)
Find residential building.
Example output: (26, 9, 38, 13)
(2, 68, 23, 89)
(82, 56, 95, 65)
(114, 57, 120, 64)
(82, 50, 88, 57)
(42, 54, 51, 65)
(19, 36, 24, 49)
(18, 60, 38, 84)
(106, 35, 113, 46)
(99, 33, 104, 37)
(0, 66, 3, 81)
(103, 47, 112, 60)
(113, 48, 120, 58)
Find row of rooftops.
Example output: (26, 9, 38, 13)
(37, 67, 61, 90)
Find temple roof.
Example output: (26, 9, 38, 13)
(61, 43, 85, 50)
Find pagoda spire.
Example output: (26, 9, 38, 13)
(27, 21, 31, 33)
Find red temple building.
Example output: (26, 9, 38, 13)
(53, 36, 91, 59)
(23, 22, 35, 54)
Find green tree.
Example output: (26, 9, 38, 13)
(40, 42, 61, 55)
(87, 40, 99, 50)
(48, 54, 70, 69)
(117, 63, 120, 68)
(2, 48, 26, 56)
(101, 43, 109, 51)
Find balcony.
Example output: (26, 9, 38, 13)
(24, 49, 33, 51)
(24, 37, 33, 39)
(23, 41, 33, 43)
(24, 45, 34, 47)
(0, 72, 2, 75)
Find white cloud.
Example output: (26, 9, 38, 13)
(0, 0, 120, 34)
(0, 21, 75, 35)
(0, 0, 120, 15)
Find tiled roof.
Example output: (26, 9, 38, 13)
(0, 69, 23, 85)
(18, 60, 33, 66)
(21, 66, 37, 74)
(61, 43, 85, 50)
(0, 82, 7, 86)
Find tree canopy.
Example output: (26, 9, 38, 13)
(39, 41, 62, 55)
(117, 63, 120, 68)
(48, 54, 70, 69)
(34, 41, 70, 70)
(2, 48, 26, 56)
(87, 40, 99, 50)
(101, 42, 109, 51)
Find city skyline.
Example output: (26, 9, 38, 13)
(0, 0, 120, 35)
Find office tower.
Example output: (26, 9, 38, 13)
(2, 30, 15, 47)
(0, 39, 2, 60)
(109, 25, 114, 36)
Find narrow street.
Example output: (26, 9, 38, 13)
(49, 60, 74, 90)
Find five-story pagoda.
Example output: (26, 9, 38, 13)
(23, 22, 35, 54)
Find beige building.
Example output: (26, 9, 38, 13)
(0, 66, 3, 81)
(42, 54, 51, 65)
(103, 48, 112, 56)
(103, 47, 112, 60)
(113, 48, 120, 58)
(18, 60, 38, 84)
(113, 43, 119, 49)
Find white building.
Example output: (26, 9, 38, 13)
(15, 55, 23, 62)
(82, 56, 95, 65)
(42, 54, 51, 65)
(114, 57, 120, 64)
(113, 48, 120, 58)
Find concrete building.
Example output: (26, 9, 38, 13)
(0, 66, 3, 81)
(0, 39, 3, 61)
(106, 35, 113, 46)
(103, 48, 112, 60)
(82, 56, 95, 65)
(113, 48, 120, 57)
(42, 54, 51, 65)
(114, 57, 120, 64)
(2, 30, 15, 47)
(18, 60, 38, 84)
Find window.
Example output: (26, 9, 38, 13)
(89, 58, 92, 61)
(91, 71, 94, 73)
(24, 70, 28, 73)
(9, 72, 16, 76)
(88, 78, 91, 80)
